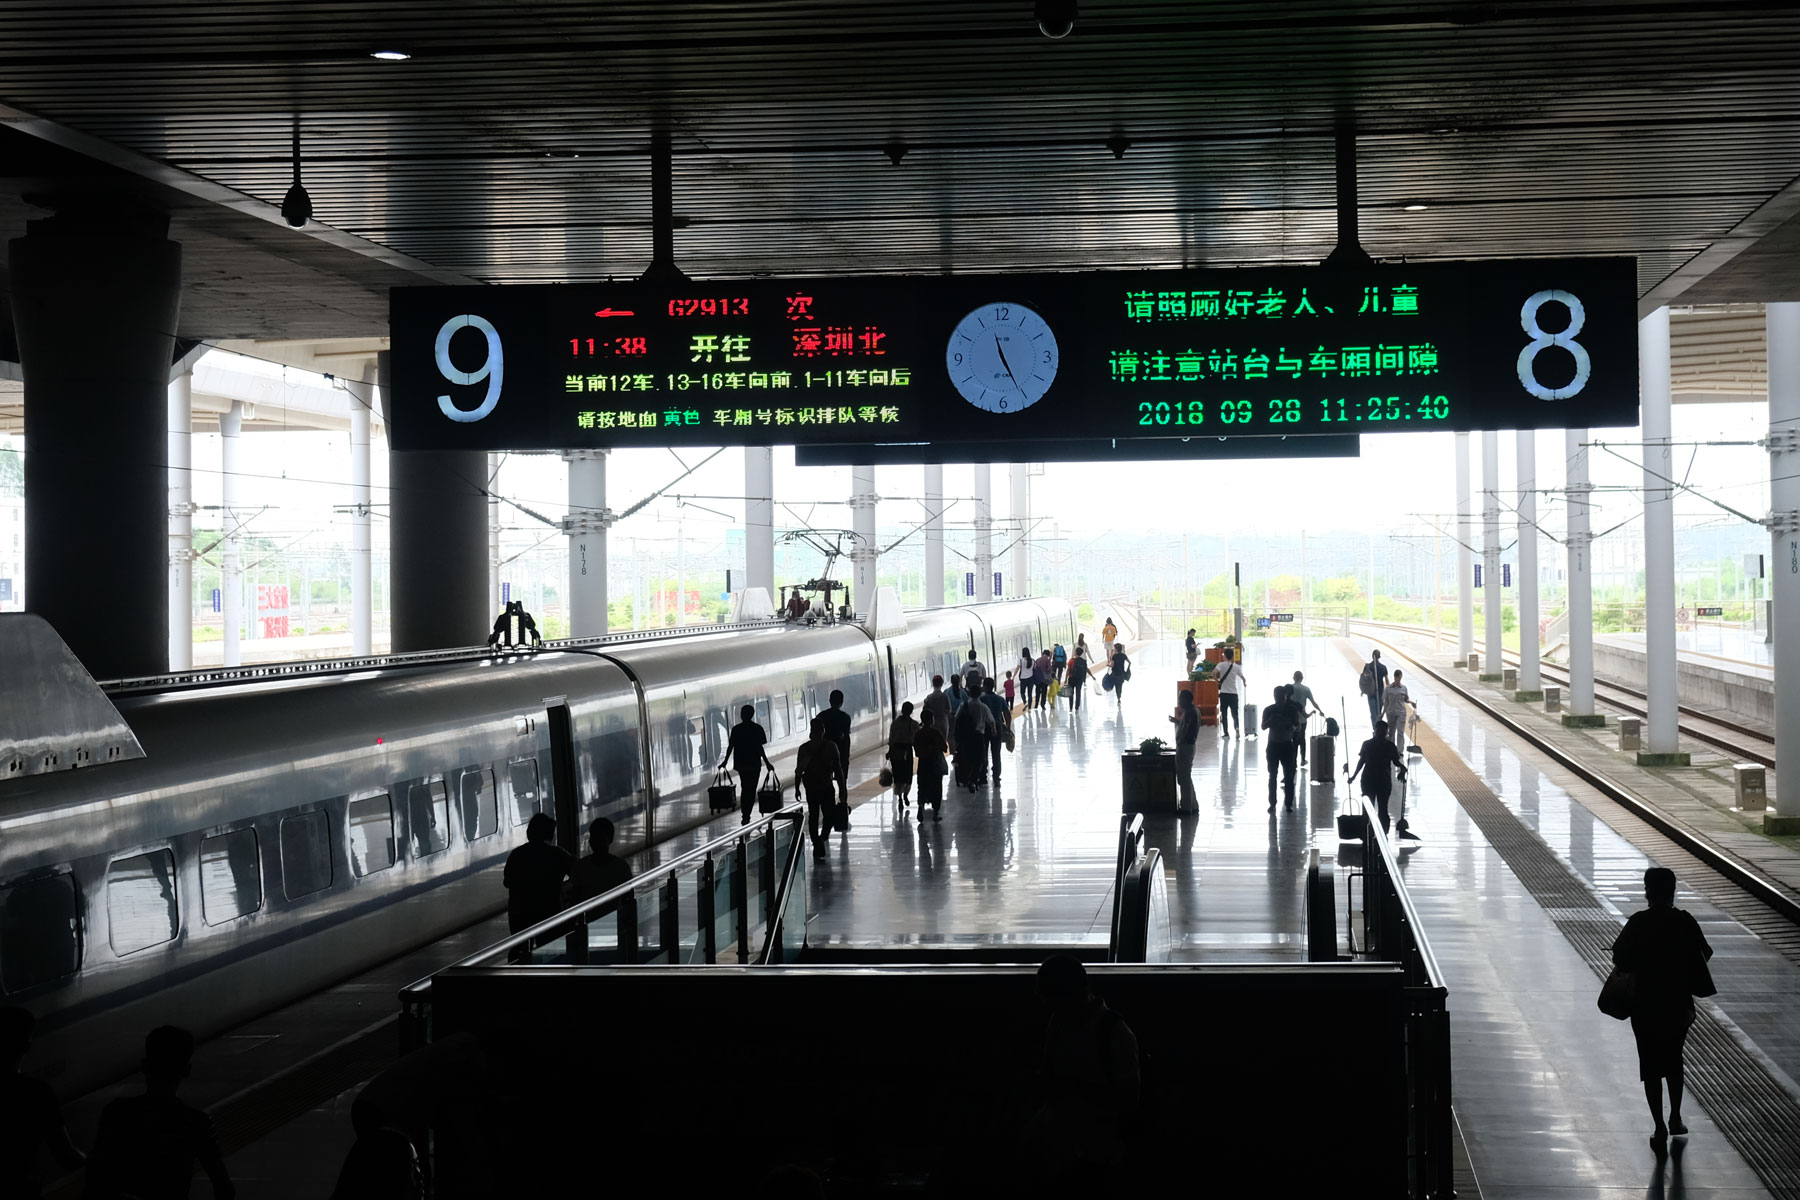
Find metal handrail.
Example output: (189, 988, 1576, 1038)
(756, 813, 811, 964)
(1109, 813, 1146, 960)
(1358, 798, 1447, 990)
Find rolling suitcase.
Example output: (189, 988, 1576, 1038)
(1310, 736, 1335, 783)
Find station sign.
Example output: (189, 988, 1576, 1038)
(1696, 606, 1724, 617)
(994, 571, 1003, 597)
(1269, 612, 1295, 623)
(388, 258, 1639, 451)
(1503, 563, 1513, 588)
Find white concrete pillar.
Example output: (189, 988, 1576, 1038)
(923, 464, 945, 608)
(1566, 429, 1596, 716)
(850, 464, 878, 613)
(1516, 430, 1541, 691)
(1456, 432, 1474, 663)
(220, 400, 243, 667)
(488, 452, 502, 617)
(972, 464, 993, 602)
(351, 370, 373, 658)
(167, 372, 193, 671)
(746, 446, 774, 600)
(1641, 307, 1681, 756)
(1482, 431, 1502, 675)
(564, 449, 610, 637)
(1767, 302, 1800, 820)
(1009, 462, 1029, 598)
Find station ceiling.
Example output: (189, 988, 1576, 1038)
(2, 1, 1800, 341)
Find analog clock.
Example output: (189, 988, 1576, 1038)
(945, 302, 1059, 412)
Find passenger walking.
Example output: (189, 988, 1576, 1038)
(795, 717, 847, 860)
(85, 1026, 234, 1200)
(1018, 647, 1036, 706)
(1003, 670, 1016, 706)
(914, 709, 949, 822)
(1027, 955, 1140, 1182)
(2, 1006, 85, 1199)
(962, 648, 987, 691)
(1170, 690, 1200, 814)
(573, 817, 633, 905)
(1359, 649, 1389, 729)
(948, 672, 969, 718)
(1035, 649, 1055, 709)
(818, 689, 853, 779)
(1184, 628, 1198, 672)
(979, 677, 1010, 784)
(1381, 670, 1411, 750)
(888, 701, 921, 807)
(1261, 685, 1301, 810)
(1215, 648, 1244, 738)
(922, 674, 951, 733)
(1348, 721, 1408, 830)
(1075, 632, 1090, 663)
(720, 703, 775, 825)
(1610, 866, 1717, 1152)
(953, 687, 994, 790)
(1052, 642, 1068, 683)
(1102, 617, 1118, 649)
(502, 813, 575, 960)
(1109, 643, 1132, 703)
(1064, 649, 1090, 711)
(1289, 671, 1325, 765)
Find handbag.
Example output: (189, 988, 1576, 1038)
(1004, 727, 1016, 753)
(1597, 968, 1636, 1020)
(832, 801, 851, 833)
(707, 767, 738, 813)
(756, 768, 785, 814)
(879, 765, 895, 787)
(931, 752, 950, 777)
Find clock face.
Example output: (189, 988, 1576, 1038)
(945, 302, 1059, 412)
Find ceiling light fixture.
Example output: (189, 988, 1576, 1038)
(282, 117, 313, 227)
(371, 50, 411, 61)
(1403, 203, 1428, 211)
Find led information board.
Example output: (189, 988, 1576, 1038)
(793, 435, 1361, 466)
(388, 258, 1637, 451)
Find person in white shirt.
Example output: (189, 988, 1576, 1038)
(1381, 669, 1411, 750)
(1215, 648, 1246, 738)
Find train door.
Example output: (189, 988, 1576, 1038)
(545, 698, 580, 855)
(886, 645, 897, 719)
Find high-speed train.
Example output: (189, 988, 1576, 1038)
(0, 596, 1074, 1096)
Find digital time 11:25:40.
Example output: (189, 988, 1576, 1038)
(1135, 394, 1452, 427)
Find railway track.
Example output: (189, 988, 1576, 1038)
(1349, 619, 1775, 768)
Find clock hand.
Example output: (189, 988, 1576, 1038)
(994, 337, 1023, 390)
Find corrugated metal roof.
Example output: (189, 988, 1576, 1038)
(3, 0, 1800, 333)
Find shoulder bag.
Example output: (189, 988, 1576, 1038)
(1597, 968, 1636, 1020)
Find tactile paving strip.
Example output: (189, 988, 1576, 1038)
(1413, 718, 1800, 1198)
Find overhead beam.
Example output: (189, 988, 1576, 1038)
(1638, 167, 1800, 318)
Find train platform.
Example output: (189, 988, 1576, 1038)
(1589, 631, 1774, 732)
(805, 635, 1800, 1198)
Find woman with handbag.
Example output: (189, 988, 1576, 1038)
(887, 701, 920, 808)
(913, 709, 949, 822)
(1609, 866, 1716, 1152)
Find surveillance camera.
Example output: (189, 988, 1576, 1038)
(281, 181, 313, 228)
(1035, 0, 1076, 38)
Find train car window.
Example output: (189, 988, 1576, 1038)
(408, 782, 450, 858)
(200, 828, 262, 925)
(281, 811, 335, 899)
(347, 796, 396, 877)
(509, 759, 541, 825)
(107, 850, 179, 956)
(770, 691, 789, 740)
(754, 696, 773, 740)
(460, 769, 499, 842)
(702, 705, 729, 766)
(0, 871, 81, 994)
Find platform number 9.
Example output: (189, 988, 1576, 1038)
(435, 314, 504, 422)
(1516, 290, 1591, 401)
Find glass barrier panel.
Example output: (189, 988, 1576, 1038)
(743, 832, 771, 934)
(635, 880, 668, 965)
(773, 848, 807, 963)
(674, 870, 707, 965)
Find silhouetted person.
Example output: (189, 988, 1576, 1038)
(1028, 955, 1140, 1183)
(1359, 648, 1388, 729)
(979, 677, 1009, 784)
(1612, 866, 1716, 1152)
(84, 1026, 233, 1200)
(795, 717, 846, 859)
(1382, 669, 1411, 750)
(330, 1127, 421, 1200)
(721, 703, 775, 825)
(921, 674, 951, 733)
(914, 709, 949, 822)
(1170, 689, 1200, 813)
(503, 812, 574, 961)
(887, 700, 919, 807)
(573, 817, 633, 904)
(2, 1006, 84, 1198)
(1348, 720, 1408, 830)
(817, 688, 852, 776)
(1290, 670, 1324, 765)
(1260, 685, 1301, 810)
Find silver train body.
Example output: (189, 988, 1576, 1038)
(0, 598, 1075, 1096)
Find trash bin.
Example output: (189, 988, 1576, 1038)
(1120, 749, 1178, 814)
(1618, 717, 1641, 752)
(1735, 763, 1768, 811)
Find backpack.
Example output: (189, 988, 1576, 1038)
(1359, 662, 1377, 695)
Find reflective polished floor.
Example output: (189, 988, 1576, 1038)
(812, 634, 1793, 1197)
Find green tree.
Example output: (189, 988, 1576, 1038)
(0, 445, 21, 498)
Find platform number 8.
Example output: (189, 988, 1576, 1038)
(1516, 289, 1591, 401)
(435, 314, 504, 422)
